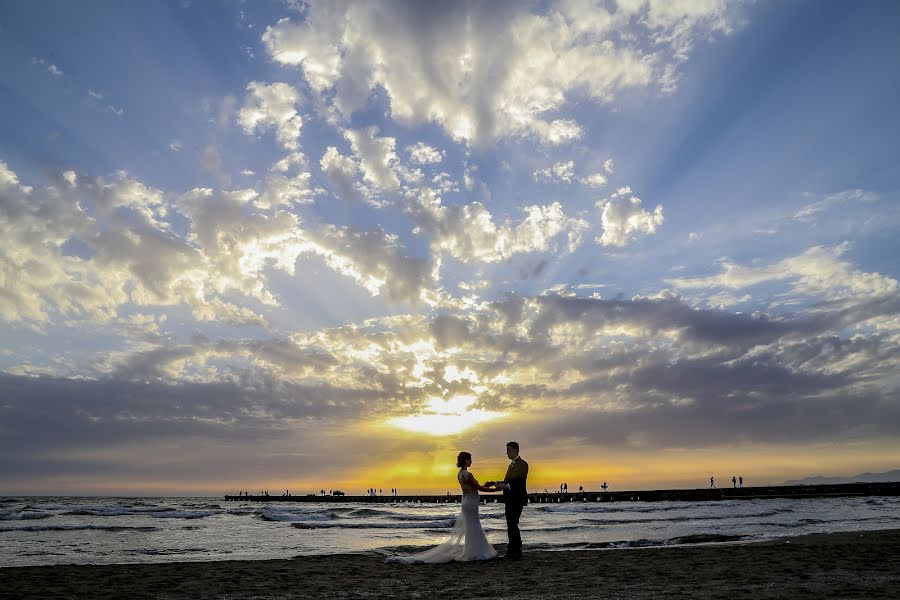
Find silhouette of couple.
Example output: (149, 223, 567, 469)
(389, 442, 529, 563)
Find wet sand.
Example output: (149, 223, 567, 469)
(1, 528, 897, 599)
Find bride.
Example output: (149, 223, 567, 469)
(388, 451, 499, 563)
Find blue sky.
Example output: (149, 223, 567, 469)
(1, 0, 899, 494)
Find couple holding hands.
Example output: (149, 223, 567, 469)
(390, 442, 529, 564)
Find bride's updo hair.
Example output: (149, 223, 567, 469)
(456, 451, 472, 468)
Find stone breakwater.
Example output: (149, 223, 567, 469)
(225, 481, 900, 503)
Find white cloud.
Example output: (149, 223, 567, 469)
(534, 161, 576, 183)
(237, 81, 304, 151)
(344, 126, 400, 193)
(603, 158, 615, 173)
(407, 186, 589, 263)
(201, 145, 230, 186)
(262, 1, 734, 146)
(299, 225, 441, 305)
(169, 140, 183, 152)
(794, 189, 879, 221)
(241, 169, 255, 176)
(596, 186, 664, 247)
(406, 142, 444, 165)
(106, 105, 124, 118)
(582, 173, 608, 188)
(33, 57, 63, 78)
(666, 243, 898, 301)
(258, 172, 314, 209)
(319, 146, 363, 204)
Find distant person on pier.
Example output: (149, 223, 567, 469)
(739, 476, 743, 488)
(710, 476, 715, 489)
(732, 476, 737, 488)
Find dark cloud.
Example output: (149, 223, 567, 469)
(1, 290, 897, 487)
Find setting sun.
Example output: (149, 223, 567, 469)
(386, 395, 507, 436)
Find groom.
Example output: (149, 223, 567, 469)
(487, 441, 529, 560)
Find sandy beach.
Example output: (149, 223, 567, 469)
(1, 528, 897, 599)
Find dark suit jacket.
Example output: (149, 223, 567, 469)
(502, 457, 529, 506)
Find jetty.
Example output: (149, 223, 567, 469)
(225, 481, 900, 503)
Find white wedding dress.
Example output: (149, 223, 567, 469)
(388, 470, 497, 563)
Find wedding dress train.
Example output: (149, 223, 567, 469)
(388, 471, 497, 563)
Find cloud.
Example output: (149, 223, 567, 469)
(0, 162, 121, 323)
(0, 161, 318, 325)
(667, 243, 898, 301)
(534, 161, 576, 183)
(344, 126, 400, 194)
(262, 1, 736, 146)
(257, 170, 314, 208)
(406, 186, 589, 263)
(596, 186, 664, 246)
(238, 81, 304, 151)
(169, 140, 183, 152)
(3, 285, 898, 487)
(33, 57, 63, 78)
(406, 142, 444, 165)
(299, 225, 441, 305)
(582, 173, 608, 188)
(201, 144, 230, 186)
(794, 189, 879, 221)
(319, 146, 364, 204)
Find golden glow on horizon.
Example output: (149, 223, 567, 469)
(386, 395, 507, 435)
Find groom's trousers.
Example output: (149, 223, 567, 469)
(505, 502, 524, 554)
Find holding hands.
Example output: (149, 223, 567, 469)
(485, 481, 508, 492)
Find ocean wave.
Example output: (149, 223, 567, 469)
(122, 547, 216, 556)
(151, 510, 217, 519)
(63, 507, 177, 517)
(533, 502, 706, 514)
(0, 512, 54, 521)
(386, 513, 465, 522)
(291, 520, 454, 530)
(259, 511, 337, 522)
(578, 509, 787, 526)
(59, 507, 215, 519)
(226, 508, 257, 515)
(345, 508, 387, 518)
(525, 533, 750, 551)
(0, 524, 161, 533)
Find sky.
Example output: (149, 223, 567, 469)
(1, 0, 899, 496)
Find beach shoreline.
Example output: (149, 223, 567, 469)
(1, 528, 898, 599)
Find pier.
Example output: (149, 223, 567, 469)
(225, 481, 900, 503)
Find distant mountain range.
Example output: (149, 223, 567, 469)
(783, 469, 900, 485)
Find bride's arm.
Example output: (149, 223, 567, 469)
(467, 473, 499, 493)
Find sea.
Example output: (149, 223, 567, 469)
(2, 494, 899, 568)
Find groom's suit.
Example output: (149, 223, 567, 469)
(501, 457, 528, 556)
